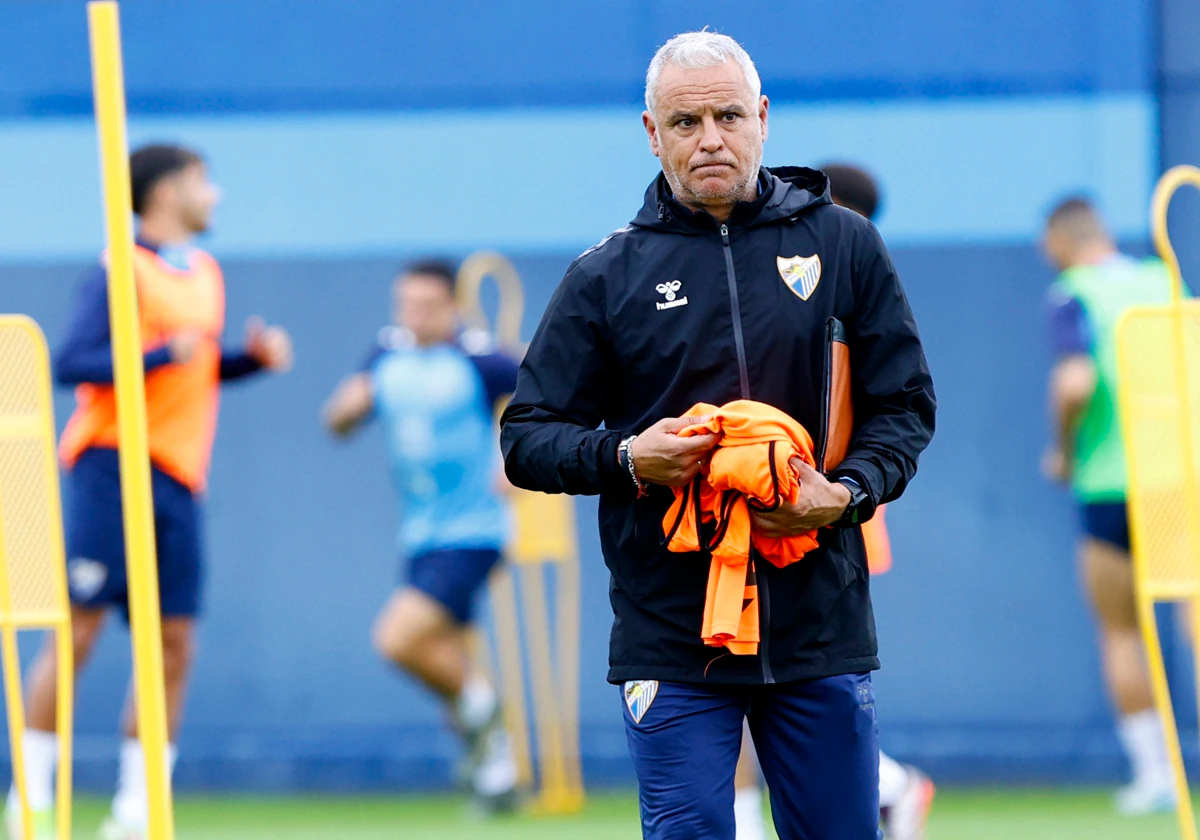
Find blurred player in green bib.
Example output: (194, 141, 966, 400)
(1042, 196, 1184, 815)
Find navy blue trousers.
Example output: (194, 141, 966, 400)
(622, 674, 881, 840)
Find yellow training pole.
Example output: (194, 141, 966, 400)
(1151, 165, 1200, 307)
(1150, 168, 1200, 558)
(54, 619, 74, 840)
(456, 252, 525, 349)
(88, 4, 176, 839)
(556, 552, 584, 800)
(457, 252, 586, 812)
(489, 569, 534, 788)
(0, 602, 32, 840)
(1133, 560, 1195, 839)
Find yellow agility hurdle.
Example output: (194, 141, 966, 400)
(88, 3, 177, 838)
(1115, 164, 1200, 840)
(0, 317, 74, 840)
(458, 252, 586, 814)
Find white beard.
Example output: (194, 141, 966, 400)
(663, 144, 763, 211)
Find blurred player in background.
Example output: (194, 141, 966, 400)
(733, 163, 936, 840)
(1042, 197, 1180, 815)
(6, 143, 293, 840)
(322, 260, 520, 813)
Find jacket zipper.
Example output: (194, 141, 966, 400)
(719, 223, 775, 684)
(720, 225, 752, 400)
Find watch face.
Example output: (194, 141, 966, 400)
(838, 481, 865, 526)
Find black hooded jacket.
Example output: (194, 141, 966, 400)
(500, 166, 936, 685)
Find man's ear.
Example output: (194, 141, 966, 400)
(643, 111, 661, 158)
(146, 176, 178, 214)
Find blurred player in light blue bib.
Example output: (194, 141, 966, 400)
(372, 333, 513, 557)
(323, 259, 519, 812)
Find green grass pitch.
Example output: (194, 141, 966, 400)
(65, 788, 1185, 839)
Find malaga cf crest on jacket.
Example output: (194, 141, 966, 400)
(777, 254, 822, 300)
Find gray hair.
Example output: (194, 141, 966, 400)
(645, 31, 762, 114)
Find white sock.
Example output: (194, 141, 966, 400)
(1117, 710, 1172, 787)
(455, 675, 498, 732)
(6, 730, 58, 812)
(878, 750, 909, 809)
(734, 784, 768, 840)
(112, 739, 178, 828)
(472, 728, 518, 797)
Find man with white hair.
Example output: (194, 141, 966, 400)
(502, 31, 935, 839)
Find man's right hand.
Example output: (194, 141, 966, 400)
(168, 330, 203, 364)
(628, 416, 718, 487)
(322, 373, 375, 438)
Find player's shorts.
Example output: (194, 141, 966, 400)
(1080, 501, 1130, 553)
(64, 447, 203, 620)
(405, 547, 501, 624)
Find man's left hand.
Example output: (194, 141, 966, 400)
(751, 458, 851, 537)
(245, 316, 294, 373)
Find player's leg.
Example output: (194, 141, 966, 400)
(1079, 507, 1173, 814)
(104, 468, 204, 839)
(107, 616, 194, 836)
(373, 586, 471, 697)
(7, 448, 125, 838)
(5, 607, 107, 839)
(373, 548, 515, 809)
(878, 749, 935, 840)
(24, 607, 108, 732)
(622, 680, 746, 840)
(750, 673, 881, 840)
(733, 721, 768, 840)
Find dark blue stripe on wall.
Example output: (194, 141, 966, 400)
(0, 0, 1154, 118)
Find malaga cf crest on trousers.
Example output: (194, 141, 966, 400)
(777, 254, 822, 300)
(624, 680, 659, 724)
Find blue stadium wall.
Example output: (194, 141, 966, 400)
(0, 0, 1191, 790)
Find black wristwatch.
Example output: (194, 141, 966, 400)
(833, 477, 870, 528)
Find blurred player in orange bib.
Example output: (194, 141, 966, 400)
(5, 144, 293, 840)
(731, 164, 934, 840)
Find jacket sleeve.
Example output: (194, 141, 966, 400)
(54, 265, 172, 386)
(500, 262, 628, 496)
(218, 349, 265, 381)
(829, 221, 937, 508)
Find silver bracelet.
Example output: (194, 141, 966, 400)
(619, 435, 647, 497)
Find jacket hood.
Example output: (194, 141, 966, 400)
(632, 165, 832, 233)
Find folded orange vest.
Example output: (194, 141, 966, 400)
(662, 400, 820, 655)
